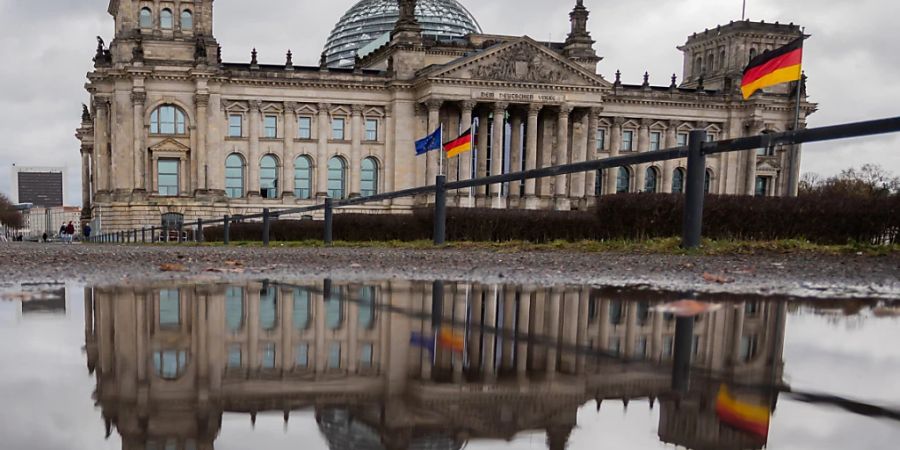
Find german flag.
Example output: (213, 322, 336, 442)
(715, 385, 771, 439)
(444, 128, 473, 158)
(741, 37, 804, 100)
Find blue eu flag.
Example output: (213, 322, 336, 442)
(415, 127, 442, 156)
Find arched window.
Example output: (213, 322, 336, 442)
(704, 169, 713, 194)
(225, 287, 244, 332)
(294, 156, 312, 199)
(139, 7, 152, 28)
(616, 167, 631, 194)
(150, 105, 186, 135)
(644, 167, 659, 193)
(720, 50, 727, 70)
(749, 48, 758, 61)
(672, 168, 686, 194)
(225, 154, 244, 199)
(160, 8, 173, 29)
(327, 157, 347, 199)
(259, 285, 278, 331)
(694, 57, 703, 77)
(181, 10, 193, 30)
(260, 155, 279, 199)
(595, 170, 604, 196)
(360, 157, 378, 197)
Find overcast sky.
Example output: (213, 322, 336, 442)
(1, 0, 897, 205)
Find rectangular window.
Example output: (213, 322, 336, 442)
(609, 337, 621, 356)
(261, 343, 276, 369)
(296, 344, 309, 368)
(622, 130, 634, 151)
(740, 335, 759, 362)
(650, 131, 662, 151)
(228, 114, 243, 138)
(328, 342, 342, 369)
(635, 337, 648, 358)
(677, 133, 688, 147)
(158, 289, 180, 327)
(596, 128, 606, 151)
(264, 115, 277, 138)
(745, 301, 760, 316)
(360, 343, 374, 367)
(298, 117, 312, 139)
(227, 345, 242, 368)
(332, 118, 345, 140)
(157, 160, 179, 197)
(662, 336, 674, 359)
(706, 133, 716, 142)
(365, 119, 378, 141)
(755, 176, 769, 197)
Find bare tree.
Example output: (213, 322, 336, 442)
(0, 194, 24, 229)
(801, 164, 899, 197)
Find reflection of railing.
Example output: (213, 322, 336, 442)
(88, 117, 900, 248)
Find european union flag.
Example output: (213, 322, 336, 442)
(415, 127, 442, 156)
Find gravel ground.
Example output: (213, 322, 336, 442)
(1, 243, 898, 299)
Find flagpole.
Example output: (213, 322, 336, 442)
(742, 0, 747, 20)
(788, 30, 806, 197)
(438, 124, 444, 177)
(469, 118, 475, 208)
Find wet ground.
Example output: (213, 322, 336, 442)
(0, 278, 898, 449)
(1, 243, 899, 298)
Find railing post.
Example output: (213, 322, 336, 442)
(262, 209, 271, 247)
(141, 227, 146, 243)
(672, 316, 695, 392)
(433, 175, 447, 245)
(197, 218, 204, 243)
(324, 198, 334, 247)
(223, 215, 230, 245)
(682, 130, 707, 249)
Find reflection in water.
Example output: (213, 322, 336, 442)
(83, 281, 790, 450)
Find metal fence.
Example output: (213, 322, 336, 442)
(89, 116, 900, 249)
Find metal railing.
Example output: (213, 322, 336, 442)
(88, 116, 900, 249)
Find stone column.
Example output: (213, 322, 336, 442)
(458, 101, 476, 207)
(81, 148, 92, 212)
(350, 104, 364, 197)
(662, 122, 678, 193)
(546, 290, 561, 378)
(316, 103, 331, 198)
(744, 120, 764, 196)
(248, 288, 260, 371)
(606, 117, 623, 195)
(516, 289, 531, 380)
(195, 92, 210, 192)
(348, 292, 359, 373)
(315, 287, 326, 374)
(248, 100, 261, 197)
(483, 287, 498, 382)
(131, 91, 147, 192)
(94, 97, 110, 193)
(281, 288, 294, 371)
(425, 99, 443, 185)
(384, 104, 396, 193)
(731, 304, 746, 364)
(452, 285, 468, 383)
(575, 288, 590, 374)
(585, 109, 599, 198)
(635, 119, 651, 193)
(570, 110, 588, 202)
(554, 105, 572, 210)
(509, 110, 523, 198)
(476, 109, 490, 199)
(490, 102, 508, 208)
(282, 102, 297, 198)
(524, 104, 541, 209)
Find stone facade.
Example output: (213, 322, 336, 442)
(85, 280, 786, 449)
(78, 0, 816, 232)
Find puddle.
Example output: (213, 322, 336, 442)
(0, 279, 898, 449)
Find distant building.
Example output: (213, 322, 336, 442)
(19, 205, 81, 240)
(11, 166, 65, 208)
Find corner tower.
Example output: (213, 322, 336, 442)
(678, 20, 803, 93)
(104, 0, 218, 66)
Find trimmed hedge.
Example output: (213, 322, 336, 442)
(203, 193, 900, 245)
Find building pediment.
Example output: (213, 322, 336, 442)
(423, 37, 610, 88)
(150, 138, 191, 154)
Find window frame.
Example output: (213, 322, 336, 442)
(259, 155, 279, 199)
(298, 116, 313, 140)
(263, 115, 278, 139)
(225, 153, 245, 199)
(180, 9, 193, 31)
(676, 132, 689, 147)
(672, 168, 686, 194)
(160, 8, 173, 30)
(360, 157, 379, 197)
(649, 131, 662, 151)
(596, 128, 607, 151)
(616, 167, 631, 194)
(621, 130, 635, 151)
(139, 7, 153, 29)
(294, 155, 313, 200)
(644, 167, 659, 193)
(755, 176, 770, 197)
(365, 118, 379, 142)
(157, 159, 180, 197)
(150, 105, 187, 136)
(327, 156, 347, 199)
(228, 114, 243, 138)
(331, 118, 346, 141)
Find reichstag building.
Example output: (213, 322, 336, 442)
(77, 0, 815, 231)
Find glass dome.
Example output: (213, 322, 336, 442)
(323, 0, 482, 68)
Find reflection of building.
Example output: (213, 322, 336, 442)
(20, 283, 67, 315)
(79, 0, 814, 232)
(84, 281, 787, 450)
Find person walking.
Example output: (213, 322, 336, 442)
(65, 221, 76, 244)
(83, 223, 92, 240)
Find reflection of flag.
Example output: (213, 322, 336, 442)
(410, 332, 435, 355)
(444, 128, 473, 158)
(437, 327, 465, 352)
(716, 385, 770, 438)
(415, 127, 442, 156)
(741, 37, 804, 100)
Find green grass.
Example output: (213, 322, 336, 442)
(194, 237, 900, 256)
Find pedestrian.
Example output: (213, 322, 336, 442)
(43, 232, 48, 243)
(83, 223, 92, 240)
(59, 225, 67, 242)
(66, 221, 76, 244)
